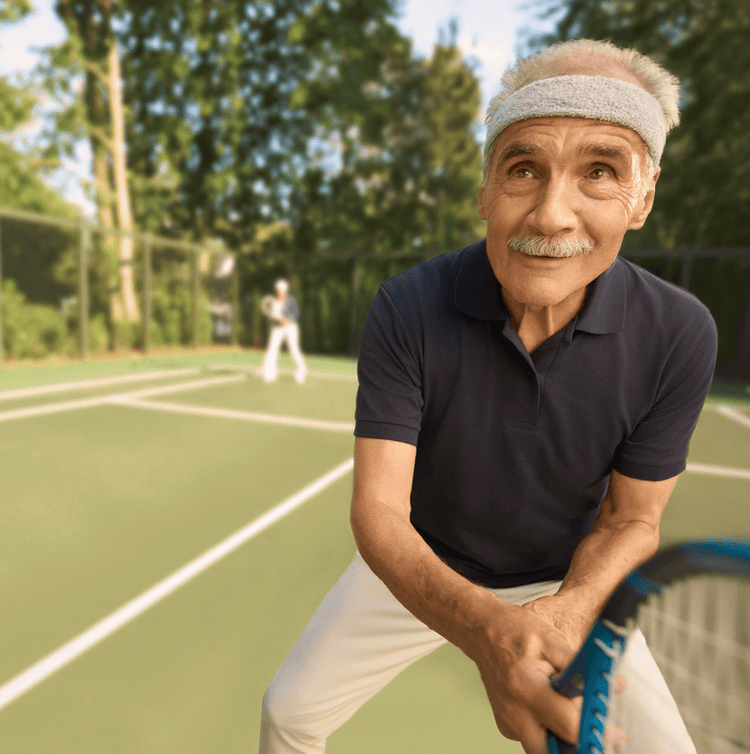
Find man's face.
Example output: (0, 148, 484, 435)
(477, 116, 658, 309)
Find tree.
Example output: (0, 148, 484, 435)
(0, 1, 80, 307)
(119, 0, 413, 252)
(31, 0, 141, 350)
(0, 0, 32, 22)
(265, 27, 485, 353)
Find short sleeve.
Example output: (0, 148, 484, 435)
(613, 307, 718, 480)
(354, 285, 424, 445)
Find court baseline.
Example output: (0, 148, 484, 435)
(0, 457, 354, 712)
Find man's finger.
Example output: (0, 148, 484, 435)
(605, 725, 629, 750)
(529, 677, 581, 745)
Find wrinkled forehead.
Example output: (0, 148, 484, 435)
(483, 75, 667, 173)
(491, 116, 648, 167)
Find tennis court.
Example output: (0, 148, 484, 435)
(0, 350, 748, 753)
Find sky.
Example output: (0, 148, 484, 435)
(0, 0, 554, 215)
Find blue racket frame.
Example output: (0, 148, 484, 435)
(546, 539, 750, 754)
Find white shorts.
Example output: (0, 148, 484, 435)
(260, 551, 695, 754)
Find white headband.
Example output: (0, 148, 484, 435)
(483, 75, 668, 179)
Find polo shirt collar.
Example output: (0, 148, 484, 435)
(454, 238, 626, 333)
(574, 257, 626, 334)
(454, 239, 507, 320)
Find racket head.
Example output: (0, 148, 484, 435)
(547, 539, 750, 754)
(261, 295, 277, 318)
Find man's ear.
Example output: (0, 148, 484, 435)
(629, 168, 660, 230)
(477, 185, 487, 220)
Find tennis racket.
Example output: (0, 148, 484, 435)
(261, 295, 281, 320)
(547, 539, 750, 753)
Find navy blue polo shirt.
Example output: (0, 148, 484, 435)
(354, 239, 717, 588)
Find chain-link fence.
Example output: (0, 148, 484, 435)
(0, 206, 748, 379)
(0, 206, 236, 367)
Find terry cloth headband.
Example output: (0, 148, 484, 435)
(483, 75, 668, 177)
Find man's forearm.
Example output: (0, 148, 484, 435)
(535, 471, 676, 644)
(351, 493, 581, 750)
(351, 499, 503, 656)
(550, 518, 659, 641)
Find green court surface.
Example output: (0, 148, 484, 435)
(0, 351, 748, 753)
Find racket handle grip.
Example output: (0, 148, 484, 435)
(546, 730, 577, 753)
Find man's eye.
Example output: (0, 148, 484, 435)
(511, 166, 533, 179)
(589, 166, 613, 180)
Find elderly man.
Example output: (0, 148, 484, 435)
(260, 39, 717, 753)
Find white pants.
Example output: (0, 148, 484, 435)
(260, 552, 695, 754)
(262, 323, 307, 383)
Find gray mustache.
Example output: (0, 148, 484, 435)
(508, 235, 594, 258)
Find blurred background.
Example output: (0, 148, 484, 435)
(0, 0, 747, 379)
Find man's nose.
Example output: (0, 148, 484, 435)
(528, 178, 579, 237)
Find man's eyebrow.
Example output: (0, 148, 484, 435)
(498, 143, 539, 162)
(577, 143, 631, 163)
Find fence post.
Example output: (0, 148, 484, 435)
(79, 223, 90, 362)
(348, 254, 362, 355)
(0, 217, 3, 369)
(231, 253, 240, 347)
(680, 252, 693, 290)
(192, 248, 199, 347)
(143, 237, 152, 354)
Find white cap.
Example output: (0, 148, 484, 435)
(275, 279, 289, 292)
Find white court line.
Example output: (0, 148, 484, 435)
(0, 374, 244, 424)
(113, 396, 355, 432)
(686, 462, 750, 480)
(112, 372, 246, 400)
(0, 368, 201, 401)
(717, 405, 750, 430)
(0, 457, 354, 712)
(209, 363, 358, 381)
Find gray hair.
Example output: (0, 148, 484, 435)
(482, 39, 681, 185)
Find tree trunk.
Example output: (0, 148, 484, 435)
(87, 68, 122, 343)
(108, 42, 140, 322)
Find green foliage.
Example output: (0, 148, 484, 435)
(149, 287, 212, 347)
(121, 0, 321, 245)
(12, 3, 485, 360)
(0, 29, 81, 309)
(0, 78, 33, 131)
(0, 0, 32, 23)
(277, 33, 484, 353)
(86, 312, 110, 354)
(0, 9, 82, 310)
(0, 278, 72, 359)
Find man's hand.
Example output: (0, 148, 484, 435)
(467, 600, 580, 754)
(524, 593, 594, 650)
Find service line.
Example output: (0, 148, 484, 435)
(0, 368, 202, 401)
(209, 363, 358, 381)
(113, 396, 355, 432)
(0, 457, 354, 712)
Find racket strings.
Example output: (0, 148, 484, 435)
(624, 574, 750, 754)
